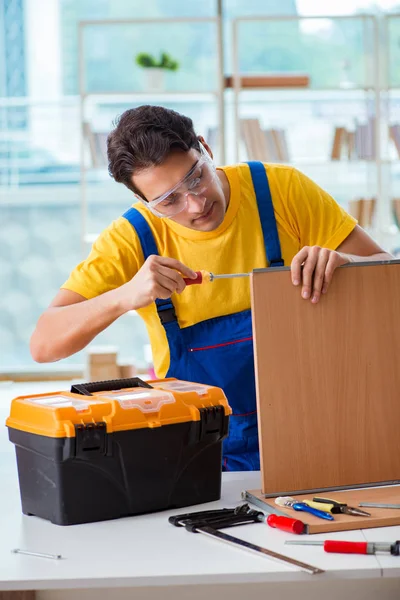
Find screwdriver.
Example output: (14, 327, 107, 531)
(183, 270, 249, 286)
(285, 540, 400, 556)
(275, 497, 334, 521)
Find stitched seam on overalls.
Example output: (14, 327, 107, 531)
(232, 410, 257, 417)
(188, 336, 253, 352)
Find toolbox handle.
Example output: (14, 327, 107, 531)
(71, 377, 153, 396)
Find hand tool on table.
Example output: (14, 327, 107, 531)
(183, 270, 250, 286)
(242, 490, 311, 534)
(12, 549, 63, 560)
(275, 497, 334, 521)
(170, 504, 305, 534)
(169, 504, 323, 575)
(285, 539, 400, 556)
(312, 497, 371, 517)
(266, 513, 305, 534)
(359, 502, 400, 509)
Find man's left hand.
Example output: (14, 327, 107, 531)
(291, 246, 351, 304)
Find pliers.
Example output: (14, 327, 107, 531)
(311, 497, 371, 517)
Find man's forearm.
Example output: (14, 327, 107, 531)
(30, 286, 131, 363)
(343, 251, 393, 263)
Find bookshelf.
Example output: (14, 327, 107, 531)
(230, 14, 382, 240)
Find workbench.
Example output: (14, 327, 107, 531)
(0, 382, 399, 600)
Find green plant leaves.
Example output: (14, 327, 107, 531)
(135, 51, 179, 71)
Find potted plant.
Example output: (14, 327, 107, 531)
(135, 52, 179, 92)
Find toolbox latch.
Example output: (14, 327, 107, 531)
(198, 406, 227, 442)
(74, 422, 107, 457)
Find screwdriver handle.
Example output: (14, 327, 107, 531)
(303, 500, 335, 513)
(293, 503, 334, 521)
(323, 541, 368, 554)
(266, 514, 305, 535)
(183, 271, 211, 286)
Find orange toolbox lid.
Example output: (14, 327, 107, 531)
(6, 378, 231, 439)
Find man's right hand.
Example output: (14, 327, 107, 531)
(122, 255, 198, 310)
(30, 256, 197, 363)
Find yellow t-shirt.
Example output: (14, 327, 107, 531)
(62, 163, 356, 376)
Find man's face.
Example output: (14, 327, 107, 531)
(131, 146, 229, 232)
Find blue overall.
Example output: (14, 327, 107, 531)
(123, 162, 283, 471)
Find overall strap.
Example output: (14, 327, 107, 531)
(122, 207, 177, 325)
(246, 161, 284, 267)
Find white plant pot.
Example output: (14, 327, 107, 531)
(144, 68, 165, 92)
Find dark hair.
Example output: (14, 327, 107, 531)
(107, 105, 200, 195)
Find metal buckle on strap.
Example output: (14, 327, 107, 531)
(269, 258, 284, 267)
(158, 306, 177, 325)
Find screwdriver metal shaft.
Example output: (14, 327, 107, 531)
(210, 272, 249, 280)
(12, 548, 63, 560)
(184, 270, 250, 286)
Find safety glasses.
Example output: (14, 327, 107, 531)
(136, 144, 217, 218)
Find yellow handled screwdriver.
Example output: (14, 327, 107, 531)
(183, 270, 250, 286)
(303, 500, 337, 514)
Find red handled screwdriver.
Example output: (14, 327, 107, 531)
(266, 514, 305, 535)
(184, 270, 250, 286)
(285, 540, 400, 555)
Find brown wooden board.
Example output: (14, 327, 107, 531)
(250, 261, 400, 496)
(0, 593, 35, 599)
(247, 486, 400, 534)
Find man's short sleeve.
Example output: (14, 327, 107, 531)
(284, 167, 357, 250)
(61, 217, 144, 299)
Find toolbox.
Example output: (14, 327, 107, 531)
(6, 377, 231, 526)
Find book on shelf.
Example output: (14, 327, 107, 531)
(389, 124, 400, 158)
(330, 126, 346, 160)
(83, 122, 108, 168)
(263, 129, 276, 160)
(348, 197, 376, 228)
(94, 132, 108, 166)
(392, 198, 400, 229)
(330, 119, 375, 161)
(241, 118, 267, 161)
(269, 128, 289, 161)
(346, 130, 356, 160)
(241, 118, 289, 162)
(354, 118, 375, 160)
(205, 126, 219, 154)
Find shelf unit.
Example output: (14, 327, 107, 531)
(78, 17, 225, 251)
(230, 14, 382, 240)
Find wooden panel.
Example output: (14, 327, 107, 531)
(250, 262, 400, 496)
(0, 593, 35, 600)
(248, 486, 400, 534)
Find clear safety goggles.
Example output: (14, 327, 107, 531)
(137, 144, 218, 218)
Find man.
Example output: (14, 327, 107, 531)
(31, 105, 391, 471)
